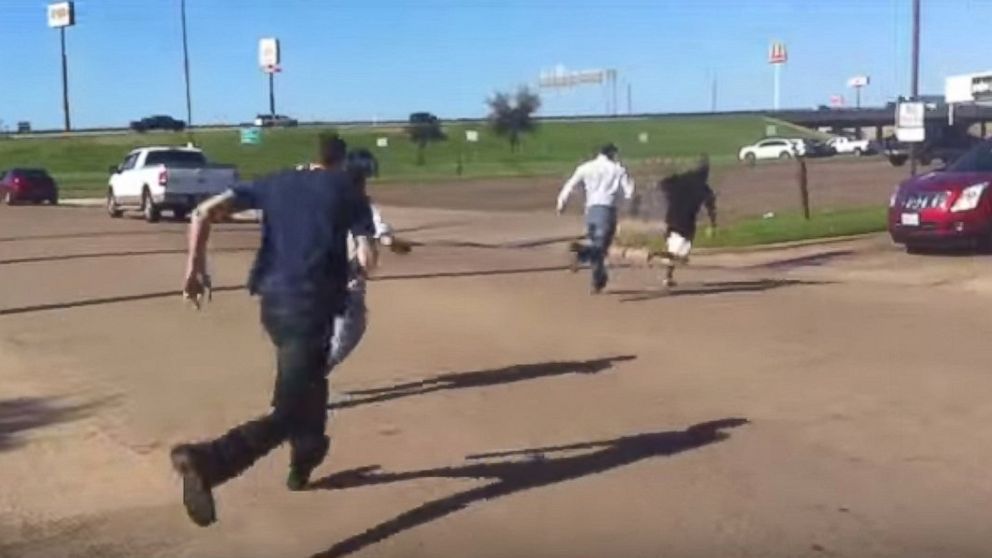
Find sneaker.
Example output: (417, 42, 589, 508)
(287, 468, 310, 492)
(662, 278, 677, 289)
(287, 436, 330, 492)
(170, 444, 217, 527)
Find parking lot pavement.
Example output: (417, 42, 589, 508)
(2, 205, 992, 558)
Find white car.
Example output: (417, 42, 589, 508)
(826, 136, 872, 156)
(738, 138, 802, 165)
(106, 146, 239, 222)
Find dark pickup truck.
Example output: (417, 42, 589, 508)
(883, 127, 982, 167)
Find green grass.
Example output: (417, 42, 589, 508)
(0, 115, 817, 198)
(619, 206, 887, 250)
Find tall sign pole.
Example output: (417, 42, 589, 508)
(769, 41, 787, 111)
(259, 38, 281, 118)
(48, 2, 75, 131)
(909, 0, 921, 176)
(181, 0, 192, 127)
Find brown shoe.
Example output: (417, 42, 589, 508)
(170, 444, 217, 527)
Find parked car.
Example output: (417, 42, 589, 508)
(739, 137, 803, 165)
(803, 139, 835, 158)
(826, 136, 873, 156)
(130, 115, 186, 133)
(253, 114, 298, 128)
(0, 168, 58, 205)
(889, 139, 992, 252)
(106, 146, 238, 222)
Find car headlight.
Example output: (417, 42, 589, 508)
(950, 182, 988, 212)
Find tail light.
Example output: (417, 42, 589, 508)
(11, 176, 22, 191)
(158, 168, 169, 186)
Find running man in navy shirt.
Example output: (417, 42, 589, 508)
(170, 135, 374, 527)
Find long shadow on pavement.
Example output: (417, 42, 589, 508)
(612, 279, 830, 303)
(307, 418, 749, 558)
(330, 355, 636, 410)
(0, 396, 113, 452)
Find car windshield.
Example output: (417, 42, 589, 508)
(144, 150, 207, 167)
(946, 143, 992, 173)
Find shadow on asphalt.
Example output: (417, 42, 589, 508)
(0, 396, 115, 452)
(0, 246, 256, 266)
(611, 279, 831, 302)
(307, 418, 749, 558)
(329, 355, 636, 410)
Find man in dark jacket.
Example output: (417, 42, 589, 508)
(170, 135, 374, 527)
(654, 155, 717, 287)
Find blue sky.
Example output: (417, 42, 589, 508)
(1, 0, 991, 129)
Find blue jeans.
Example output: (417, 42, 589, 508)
(199, 296, 334, 485)
(579, 205, 617, 291)
(328, 282, 368, 370)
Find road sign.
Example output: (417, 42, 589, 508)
(240, 127, 262, 145)
(465, 130, 479, 143)
(376, 137, 389, 148)
(896, 101, 925, 143)
(768, 42, 787, 65)
(259, 38, 280, 69)
(638, 132, 649, 144)
(47, 2, 75, 28)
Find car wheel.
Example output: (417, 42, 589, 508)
(106, 189, 123, 218)
(142, 190, 161, 223)
(48, 195, 58, 206)
(854, 148, 863, 157)
(779, 151, 792, 160)
(744, 153, 757, 167)
(889, 155, 907, 167)
(919, 155, 932, 166)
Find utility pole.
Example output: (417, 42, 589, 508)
(910, 0, 921, 176)
(711, 76, 718, 112)
(180, 0, 192, 127)
(627, 83, 632, 114)
(269, 73, 276, 116)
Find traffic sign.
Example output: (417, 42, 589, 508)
(896, 101, 925, 143)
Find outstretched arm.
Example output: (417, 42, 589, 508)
(183, 191, 237, 308)
(556, 166, 585, 214)
(703, 186, 718, 229)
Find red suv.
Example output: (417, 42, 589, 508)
(0, 168, 59, 205)
(889, 140, 992, 251)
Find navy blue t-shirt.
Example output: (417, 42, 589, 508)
(231, 169, 373, 307)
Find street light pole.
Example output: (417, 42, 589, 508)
(180, 0, 192, 127)
(269, 73, 276, 116)
(910, 0, 921, 176)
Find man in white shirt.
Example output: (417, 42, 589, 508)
(556, 143, 635, 293)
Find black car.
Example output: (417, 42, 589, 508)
(804, 139, 835, 158)
(130, 115, 186, 133)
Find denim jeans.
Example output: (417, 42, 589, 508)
(199, 296, 334, 485)
(328, 281, 368, 371)
(579, 205, 617, 291)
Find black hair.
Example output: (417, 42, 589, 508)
(600, 143, 619, 159)
(318, 133, 348, 167)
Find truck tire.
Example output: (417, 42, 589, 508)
(889, 155, 908, 167)
(106, 189, 123, 218)
(142, 190, 161, 223)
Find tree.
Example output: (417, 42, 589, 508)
(487, 87, 541, 152)
(406, 112, 446, 165)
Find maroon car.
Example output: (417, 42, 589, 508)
(0, 168, 59, 205)
(889, 140, 992, 252)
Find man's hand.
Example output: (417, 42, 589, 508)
(182, 267, 212, 310)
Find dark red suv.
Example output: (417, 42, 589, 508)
(0, 168, 59, 205)
(889, 140, 992, 251)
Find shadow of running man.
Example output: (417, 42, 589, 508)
(329, 355, 637, 410)
(307, 417, 748, 558)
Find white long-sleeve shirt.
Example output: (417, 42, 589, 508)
(557, 154, 635, 212)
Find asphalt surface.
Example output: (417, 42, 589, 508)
(2, 204, 992, 558)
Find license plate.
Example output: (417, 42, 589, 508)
(901, 213, 920, 226)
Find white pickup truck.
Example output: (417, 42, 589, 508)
(826, 136, 873, 156)
(106, 146, 238, 222)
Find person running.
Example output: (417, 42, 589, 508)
(653, 155, 718, 288)
(170, 134, 374, 527)
(556, 143, 635, 293)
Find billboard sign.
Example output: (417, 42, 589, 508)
(896, 101, 926, 143)
(259, 38, 280, 69)
(768, 42, 787, 64)
(47, 2, 75, 28)
(830, 95, 845, 108)
(847, 75, 870, 88)
(970, 75, 992, 101)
